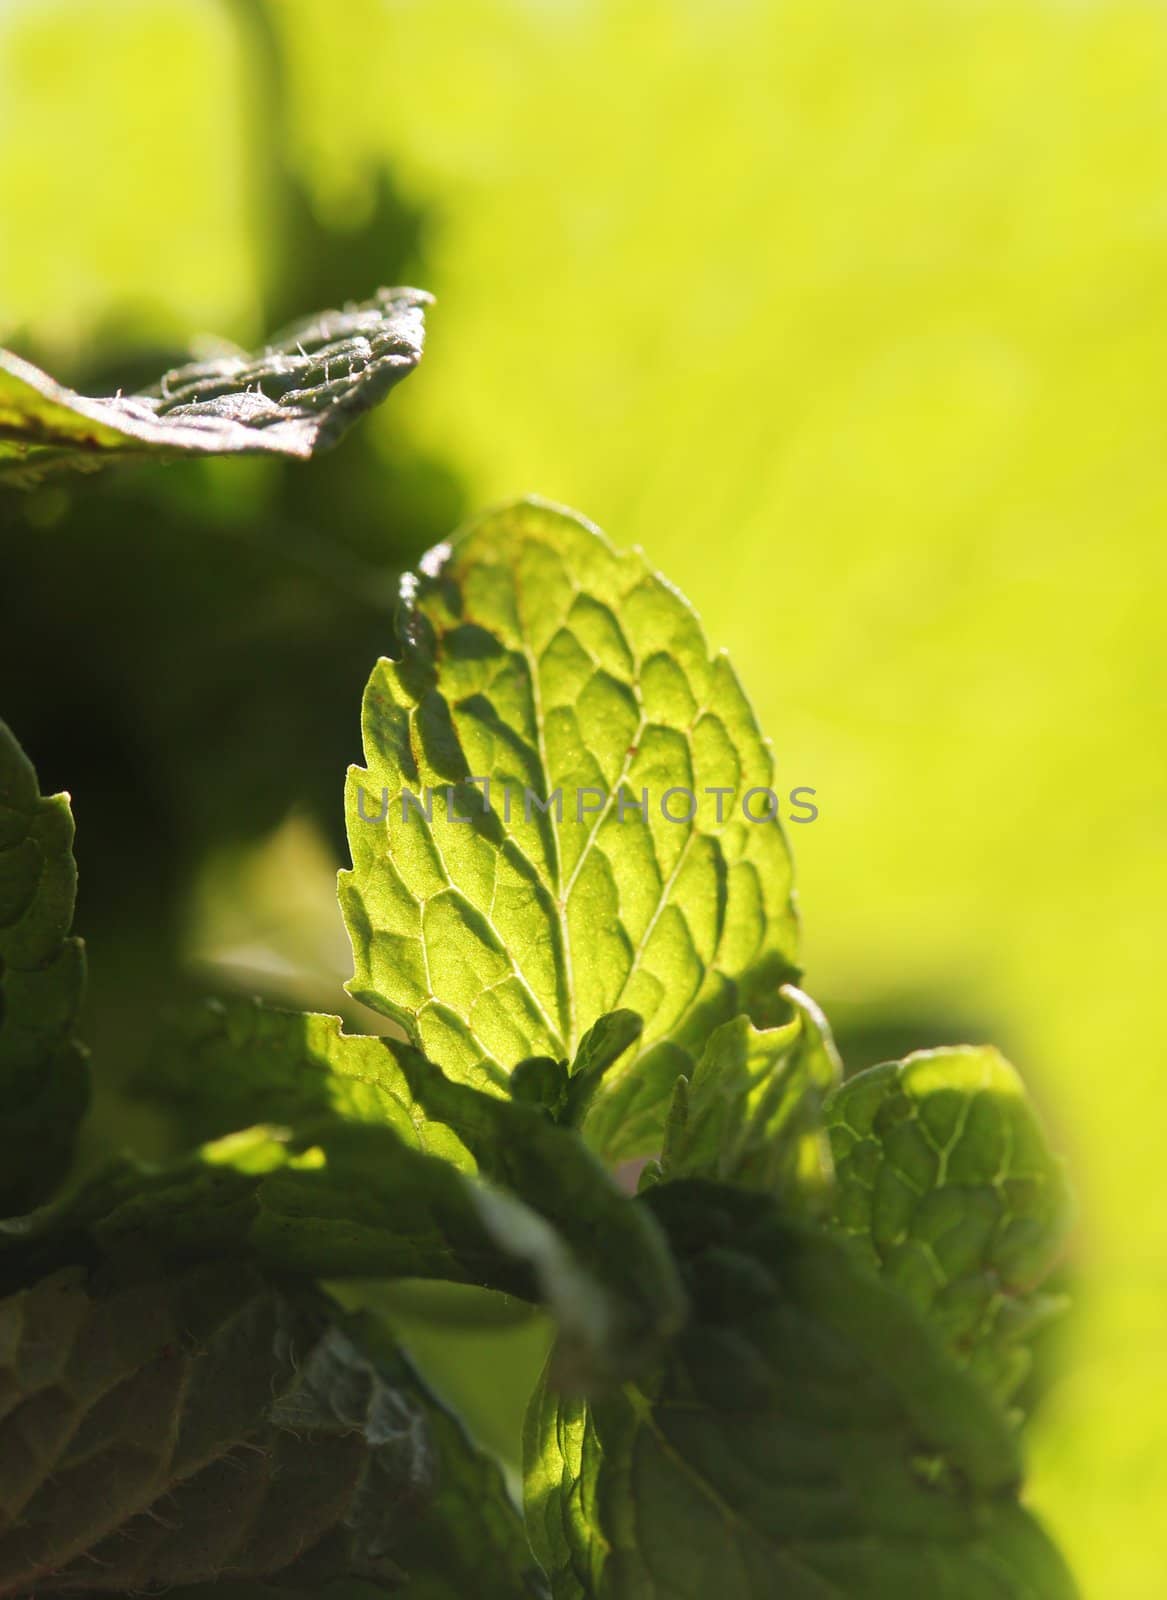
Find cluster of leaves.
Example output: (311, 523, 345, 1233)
(0, 300, 1075, 1596)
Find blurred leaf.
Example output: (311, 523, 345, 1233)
(353, 1278, 543, 1332)
(340, 498, 800, 1157)
(0, 1117, 529, 1297)
(0, 1259, 538, 1597)
(0, 289, 428, 485)
(510, 1054, 571, 1118)
(0, 720, 87, 1216)
(651, 984, 839, 1208)
(525, 1179, 1077, 1600)
(0, 10, 459, 1162)
(825, 1047, 1072, 1406)
(133, 997, 685, 1388)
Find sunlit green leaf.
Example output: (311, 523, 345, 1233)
(825, 1047, 1072, 1404)
(651, 984, 839, 1208)
(0, 720, 87, 1216)
(341, 498, 799, 1158)
(0, 289, 428, 484)
(140, 996, 473, 1163)
(525, 1180, 1077, 1600)
(0, 1260, 538, 1597)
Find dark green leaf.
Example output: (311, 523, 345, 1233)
(0, 1118, 528, 1299)
(134, 998, 685, 1387)
(508, 1011, 644, 1126)
(376, 1031, 687, 1388)
(511, 1056, 572, 1118)
(524, 1181, 1076, 1600)
(345, 1311, 549, 1599)
(0, 720, 88, 1215)
(0, 290, 428, 485)
(563, 1009, 643, 1128)
(0, 1260, 538, 1597)
(825, 1047, 1072, 1404)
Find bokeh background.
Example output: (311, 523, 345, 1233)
(1, 1, 1164, 1592)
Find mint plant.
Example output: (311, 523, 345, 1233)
(0, 295, 1075, 1597)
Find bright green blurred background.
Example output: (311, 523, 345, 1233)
(1, 1, 1164, 1592)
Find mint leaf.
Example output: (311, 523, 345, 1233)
(525, 1181, 1076, 1600)
(825, 1047, 1072, 1404)
(370, 1025, 687, 1386)
(512, 1054, 572, 1117)
(1, 1119, 530, 1294)
(510, 1010, 644, 1125)
(563, 1009, 644, 1127)
(141, 997, 475, 1164)
(0, 289, 428, 485)
(347, 1312, 550, 1599)
(652, 984, 839, 1206)
(134, 997, 685, 1386)
(0, 720, 88, 1215)
(0, 1117, 665, 1392)
(0, 1261, 536, 1596)
(341, 498, 799, 1157)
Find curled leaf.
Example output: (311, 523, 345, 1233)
(0, 289, 429, 485)
(654, 984, 840, 1208)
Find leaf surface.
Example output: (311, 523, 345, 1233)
(824, 1047, 1072, 1403)
(653, 985, 839, 1207)
(1, 1117, 526, 1299)
(524, 1180, 1077, 1600)
(341, 498, 799, 1158)
(141, 997, 474, 1165)
(563, 1009, 644, 1127)
(0, 289, 428, 484)
(131, 998, 685, 1386)
(0, 1261, 538, 1597)
(345, 1311, 550, 1599)
(0, 721, 88, 1215)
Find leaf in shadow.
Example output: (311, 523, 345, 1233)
(0, 289, 429, 485)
